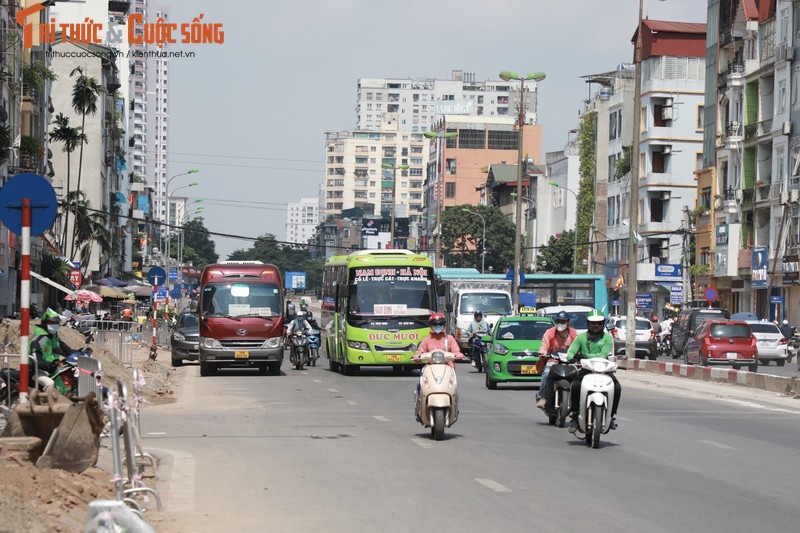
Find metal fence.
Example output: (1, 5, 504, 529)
(89, 320, 171, 366)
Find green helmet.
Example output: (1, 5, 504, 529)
(41, 308, 61, 324)
(586, 309, 605, 323)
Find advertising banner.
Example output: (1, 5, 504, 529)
(783, 255, 799, 285)
(751, 246, 768, 288)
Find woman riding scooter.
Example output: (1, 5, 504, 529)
(415, 313, 464, 369)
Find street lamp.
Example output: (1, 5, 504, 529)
(548, 181, 579, 273)
(500, 70, 546, 311)
(178, 205, 205, 270)
(381, 163, 409, 249)
(167, 182, 198, 264)
(423, 129, 458, 267)
(165, 168, 199, 266)
(462, 208, 486, 273)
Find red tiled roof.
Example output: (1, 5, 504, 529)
(642, 20, 707, 34)
(742, 0, 758, 21)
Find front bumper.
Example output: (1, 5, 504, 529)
(486, 358, 541, 382)
(171, 340, 199, 361)
(614, 339, 657, 356)
(200, 346, 284, 365)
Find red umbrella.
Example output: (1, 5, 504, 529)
(65, 289, 103, 302)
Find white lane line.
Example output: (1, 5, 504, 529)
(327, 388, 338, 393)
(373, 416, 389, 422)
(148, 447, 195, 512)
(410, 437, 433, 449)
(718, 398, 797, 414)
(146, 432, 166, 436)
(700, 440, 735, 450)
(313, 379, 322, 383)
(347, 401, 359, 405)
(475, 478, 511, 493)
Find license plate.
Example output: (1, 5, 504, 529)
(234, 351, 250, 359)
(387, 354, 401, 362)
(521, 364, 538, 375)
(726, 352, 738, 359)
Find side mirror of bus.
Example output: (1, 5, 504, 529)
(436, 282, 446, 297)
(446, 303, 453, 313)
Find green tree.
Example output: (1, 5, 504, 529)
(576, 113, 596, 273)
(536, 230, 576, 273)
(49, 112, 86, 252)
(440, 205, 515, 272)
(181, 217, 218, 267)
(69, 66, 104, 259)
(61, 190, 111, 277)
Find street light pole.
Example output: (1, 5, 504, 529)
(423, 129, 458, 266)
(500, 71, 546, 312)
(381, 163, 409, 249)
(167, 182, 198, 265)
(548, 181, 580, 273)
(462, 208, 486, 273)
(165, 168, 199, 267)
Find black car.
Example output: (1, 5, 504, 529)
(671, 307, 730, 357)
(171, 312, 199, 366)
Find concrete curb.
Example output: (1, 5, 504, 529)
(619, 358, 800, 395)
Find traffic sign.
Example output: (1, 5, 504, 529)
(636, 293, 653, 310)
(505, 268, 526, 286)
(704, 286, 718, 303)
(169, 269, 178, 281)
(770, 295, 784, 304)
(147, 266, 167, 286)
(0, 173, 58, 235)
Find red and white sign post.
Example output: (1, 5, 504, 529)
(19, 199, 31, 402)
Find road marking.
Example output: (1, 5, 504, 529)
(148, 447, 195, 512)
(700, 440, 734, 450)
(410, 437, 433, 449)
(327, 388, 338, 393)
(475, 478, 511, 493)
(373, 416, 389, 422)
(146, 432, 166, 436)
(347, 401, 359, 405)
(718, 398, 797, 414)
(313, 379, 322, 383)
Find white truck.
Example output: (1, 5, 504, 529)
(438, 278, 513, 352)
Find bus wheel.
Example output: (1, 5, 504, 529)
(328, 358, 339, 372)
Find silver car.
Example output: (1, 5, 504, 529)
(745, 321, 788, 366)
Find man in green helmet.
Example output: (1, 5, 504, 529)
(30, 309, 72, 391)
(565, 309, 621, 432)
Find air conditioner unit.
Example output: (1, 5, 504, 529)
(662, 191, 671, 200)
(791, 189, 800, 203)
(777, 44, 794, 62)
(735, 190, 743, 202)
(781, 191, 790, 204)
(665, 98, 674, 107)
(661, 106, 674, 120)
(714, 197, 724, 209)
(784, 121, 792, 135)
(662, 145, 672, 154)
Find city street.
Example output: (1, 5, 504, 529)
(143, 358, 800, 533)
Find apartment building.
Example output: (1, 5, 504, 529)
(285, 197, 320, 245)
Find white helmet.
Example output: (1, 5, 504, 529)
(783, 319, 789, 326)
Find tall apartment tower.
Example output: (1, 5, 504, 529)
(356, 70, 541, 133)
(285, 197, 320, 244)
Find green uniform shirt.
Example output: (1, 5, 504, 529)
(30, 325, 60, 369)
(566, 331, 613, 361)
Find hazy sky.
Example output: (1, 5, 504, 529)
(165, 0, 708, 260)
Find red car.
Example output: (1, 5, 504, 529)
(683, 319, 758, 372)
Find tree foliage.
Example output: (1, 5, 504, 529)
(536, 230, 576, 274)
(576, 113, 596, 274)
(440, 205, 515, 273)
(227, 234, 323, 289)
(181, 218, 218, 267)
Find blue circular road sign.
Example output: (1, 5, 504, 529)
(0, 173, 58, 236)
(147, 266, 167, 286)
(704, 286, 718, 302)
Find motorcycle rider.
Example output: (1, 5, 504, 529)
(467, 311, 491, 365)
(536, 311, 578, 409)
(286, 310, 313, 337)
(659, 315, 674, 341)
(565, 309, 621, 433)
(778, 319, 794, 340)
(30, 309, 71, 391)
(415, 313, 464, 370)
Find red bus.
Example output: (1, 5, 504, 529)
(198, 261, 285, 376)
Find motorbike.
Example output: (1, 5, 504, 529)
(660, 333, 672, 358)
(787, 334, 799, 364)
(468, 333, 488, 373)
(306, 329, 321, 366)
(571, 355, 619, 449)
(413, 350, 459, 441)
(540, 351, 578, 427)
(0, 348, 97, 406)
(288, 331, 309, 370)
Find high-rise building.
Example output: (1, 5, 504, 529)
(285, 197, 320, 244)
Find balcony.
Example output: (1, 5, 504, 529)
(744, 118, 773, 141)
(721, 62, 745, 88)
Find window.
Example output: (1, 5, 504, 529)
(696, 104, 704, 130)
(607, 197, 616, 226)
(640, 106, 647, 132)
(650, 196, 664, 222)
(609, 111, 618, 140)
(779, 79, 787, 113)
(445, 182, 456, 198)
(446, 158, 456, 174)
(652, 151, 666, 174)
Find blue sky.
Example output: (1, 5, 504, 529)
(165, 0, 708, 260)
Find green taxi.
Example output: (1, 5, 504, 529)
(482, 314, 554, 389)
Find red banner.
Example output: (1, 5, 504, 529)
(69, 269, 82, 289)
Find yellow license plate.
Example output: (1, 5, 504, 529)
(387, 354, 401, 362)
(234, 351, 250, 359)
(521, 365, 538, 375)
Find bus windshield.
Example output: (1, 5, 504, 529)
(201, 282, 282, 318)
(459, 293, 512, 315)
(348, 266, 434, 317)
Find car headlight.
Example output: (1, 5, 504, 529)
(262, 337, 281, 349)
(347, 340, 369, 350)
(173, 332, 185, 341)
(493, 343, 508, 355)
(201, 337, 222, 349)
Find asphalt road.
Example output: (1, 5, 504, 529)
(650, 349, 799, 378)
(143, 358, 800, 533)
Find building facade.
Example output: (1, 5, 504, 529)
(285, 197, 320, 245)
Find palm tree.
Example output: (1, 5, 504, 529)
(49, 113, 86, 252)
(64, 190, 111, 276)
(69, 66, 104, 259)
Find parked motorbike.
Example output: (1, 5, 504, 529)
(570, 355, 619, 449)
(306, 329, 321, 366)
(412, 350, 459, 441)
(540, 351, 578, 427)
(468, 333, 488, 373)
(289, 331, 308, 370)
(0, 348, 97, 406)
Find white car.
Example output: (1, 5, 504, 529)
(608, 315, 658, 359)
(536, 305, 594, 335)
(744, 321, 788, 366)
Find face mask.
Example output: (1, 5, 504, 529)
(432, 325, 445, 334)
(556, 323, 567, 333)
(47, 324, 60, 335)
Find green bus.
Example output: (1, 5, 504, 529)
(321, 250, 436, 375)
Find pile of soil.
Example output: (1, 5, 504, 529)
(0, 318, 175, 530)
